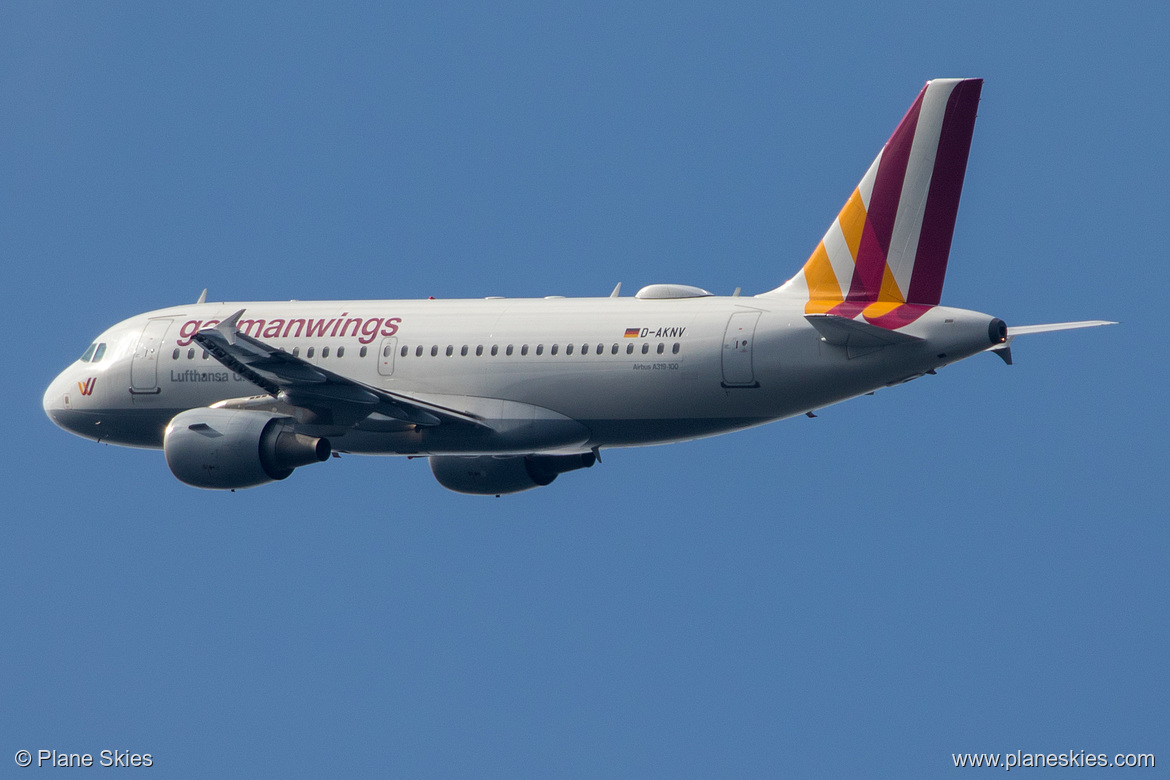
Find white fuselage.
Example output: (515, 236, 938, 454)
(43, 293, 1000, 456)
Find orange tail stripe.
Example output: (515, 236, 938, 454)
(803, 242, 843, 301)
(838, 188, 867, 261)
(878, 263, 905, 303)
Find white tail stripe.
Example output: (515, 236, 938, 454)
(823, 219, 856, 298)
(885, 79, 959, 297)
(857, 152, 881, 212)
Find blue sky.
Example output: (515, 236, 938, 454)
(3, 2, 1166, 776)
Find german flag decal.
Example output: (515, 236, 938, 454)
(623, 328, 640, 338)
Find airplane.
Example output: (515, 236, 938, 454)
(43, 78, 1113, 495)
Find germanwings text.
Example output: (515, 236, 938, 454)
(177, 314, 402, 346)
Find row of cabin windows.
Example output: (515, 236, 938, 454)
(172, 342, 682, 361)
(172, 345, 371, 360)
(399, 342, 681, 358)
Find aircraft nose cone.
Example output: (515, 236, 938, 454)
(42, 368, 91, 437)
(43, 372, 68, 427)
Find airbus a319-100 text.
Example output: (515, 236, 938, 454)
(44, 79, 1113, 495)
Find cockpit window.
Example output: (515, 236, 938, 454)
(80, 343, 97, 362)
(92, 343, 107, 363)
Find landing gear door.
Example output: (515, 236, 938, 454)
(131, 319, 172, 392)
(721, 311, 761, 388)
(377, 337, 398, 377)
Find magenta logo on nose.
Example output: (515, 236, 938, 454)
(77, 378, 96, 396)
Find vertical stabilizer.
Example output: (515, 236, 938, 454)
(765, 78, 982, 325)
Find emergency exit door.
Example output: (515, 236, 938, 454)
(721, 311, 761, 387)
(131, 319, 171, 392)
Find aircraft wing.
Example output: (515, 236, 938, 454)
(191, 310, 487, 429)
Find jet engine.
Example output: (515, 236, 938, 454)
(163, 408, 330, 489)
(429, 452, 596, 495)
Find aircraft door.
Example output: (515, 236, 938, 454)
(131, 319, 172, 392)
(721, 311, 761, 387)
(377, 337, 398, 377)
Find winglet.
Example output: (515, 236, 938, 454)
(196, 288, 207, 305)
(610, 283, 621, 298)
(215, 309, 246, 345)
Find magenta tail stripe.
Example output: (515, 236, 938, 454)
(906, 79, 982, 305)
(848, 86, 925, 301)
(863, 303, 932, 329)
(828, 300, 867, 320)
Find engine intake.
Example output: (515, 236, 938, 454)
(429, 452, 596, 495)
(164, 408, 330, 490)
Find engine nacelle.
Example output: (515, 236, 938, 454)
(429, 452, 596, 495)
(164, 408, 330, 490)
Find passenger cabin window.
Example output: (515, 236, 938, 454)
(461, 345, 468, 356)
(202, 350, 209, 360)
(657, 343, 665, 354)
(611, 344, 618, 355)
(641, 344, 649, 354)
(672, 343, 680, 354)
(551, 344, 559, 355)
(307, 347, 315, 358)
(446, 345, 454, 357)
(430, 345, 438, 357)
(416, 346, 423, 357)
(491, 345, 499, 356)
(476, 345, 483, 356)
(626, 344, 634, 355)
(566, 344, 573, 355)
(506, 345, 513, 356)
(595, 344, 603, 355)
(360, 346, 367, 358)
(400, 345, 407, 357)
(322, 346, 330, 358)
(172, 348, 180, 360)
(521, 345, 528, 356)
(292, 347, 300, 358)
(536, 344, 544, 355)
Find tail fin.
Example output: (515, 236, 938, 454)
(765, 78, 982, 321)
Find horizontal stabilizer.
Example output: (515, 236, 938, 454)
(806, 314, 923, 347)
(806, 314, 922, 358)
(986, 320, 1114, 365)
(1006, 320, 1116, 337)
